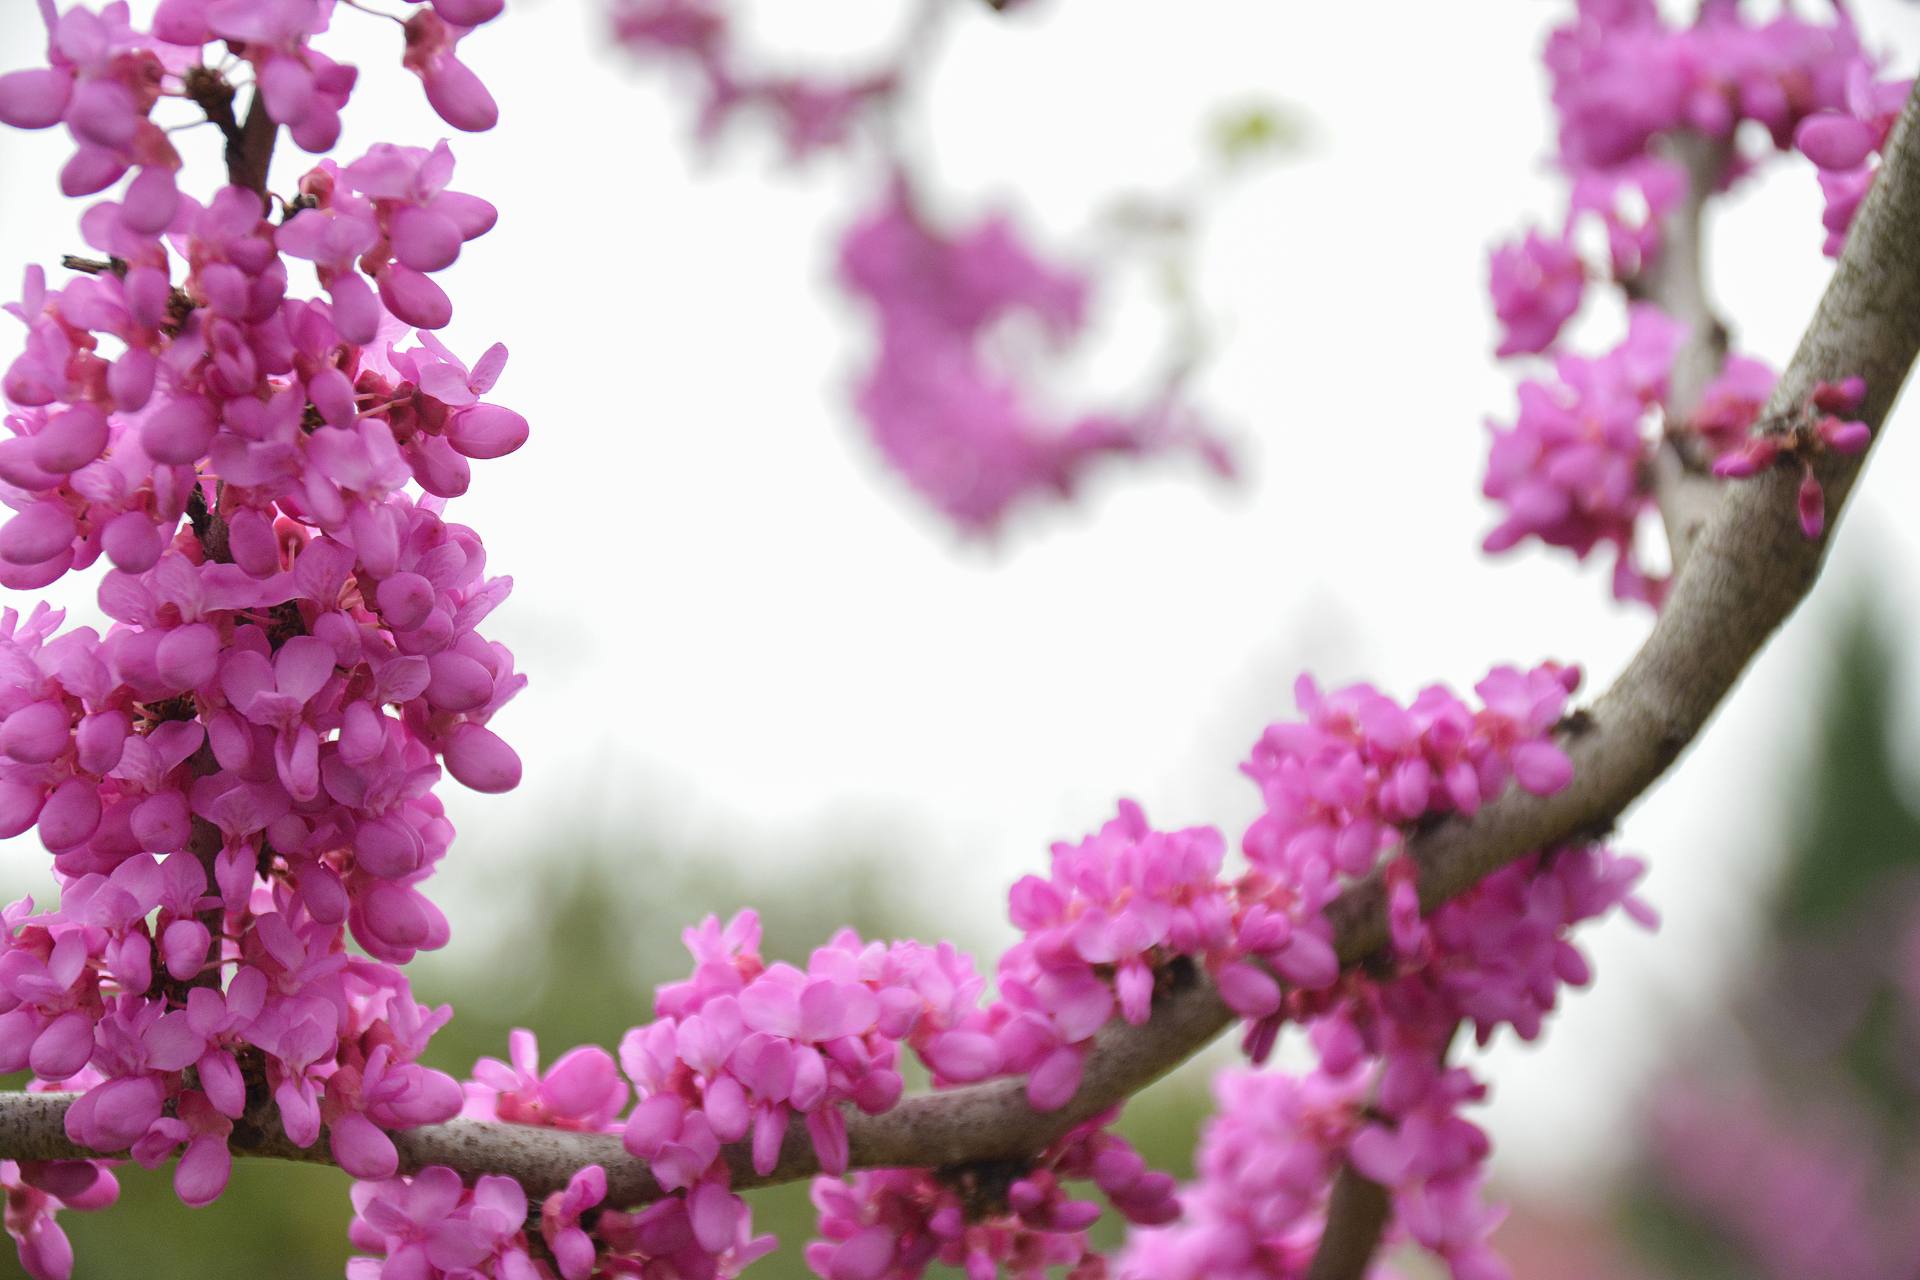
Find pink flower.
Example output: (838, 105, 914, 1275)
(2, 1159, 118, 1280)
(838, 182, 1231, 533)
(465, 1029, 630, 1131)
(1795, 68, 1915, 256)
(1488, 230, 1585, 357)
(1482, 305, 1686, 605)
(402, 10, 498, 133)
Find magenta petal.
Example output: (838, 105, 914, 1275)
(1273, 931, 1338, 990)
(1214, 961, 1282, 1019)
(444, 723, 521, 793)
(376, 264, 452, 330)
(329, 1111, 399, 1180)
(274, 634, 337, 704)
(0, 503, 77, 565)
(447, 404, 528, 459)
(142, 396, 218, 465)
(751, 1104, 790, 1175)
(0, 68, 74, 130)
(174, 1135, 232, 1207)
(33, 404, 110, 473)
(326, 273, 382, 346)
(30, 1010, 96, 1080)
(430, 0, 505, 24)
(120, 167, 180, 237)
(1026, 1046, 1083, 1111)
(804, 1106, 849, 1176)
(102, 512, 166, 573)
(38, 777, 102, 852)
(685, 1181, 741, 1255)
(922, 1030, 999, 1082)
(1, 700, 72, 764)
(1798, 469, 1826, 538)
(1512, 741, 1574, 795)
(1796, 113, 1877, 171)
(422, 56, 499, 132)
(389, 206, 463, 272)
(259, 54, 315, 127)
(829, 1227, 897, 1280)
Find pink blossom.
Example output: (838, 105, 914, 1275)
(1488, 230, 1585, 357)
(2, 1159, 118, 1280)
(465, 1029, 630, 1131)
(1795, 68, 1915, 256)
(1482, 305, 1686, 605)
(839, 183, 1231, 534)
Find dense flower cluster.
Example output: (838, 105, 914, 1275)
(1478, 0, 1907, 599)
(1492, 0, 1872, 358)
(807, 1111, 1175, 1280)
(0, 1, 522, 1276)
(1120, 845, 1654, 1280)
(1093, 663, 1652, 1280)
(352, 912, 1007, 1278)
(1228, 661, 1580, 1055)
(1480, 306, 1687, 604)
(356, 1032, 779, 1280)
(342, 648, 1610, 1280)
(613, 0, 1233, 536)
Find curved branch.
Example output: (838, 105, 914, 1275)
(4, 82, 1920, 1217)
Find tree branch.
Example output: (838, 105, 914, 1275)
(181, 69, 278, 203)
(4, 81, 1919, 1227)
(1642, 131, 1733, 576)
(1303, 1163, 1392, 1280)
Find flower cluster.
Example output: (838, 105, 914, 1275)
(354, 1036, 778, 1280)
(610, 0, 896, 162)
(612, 0, 1234, 538)
(1120, 845, 1654, 1280)
(1227, 661, 1582, 1061)
(992, 799, 1233, 1108)
(349, 913, 1005, 1278)
(1711, 377, 1870, 538)
(343, 648, 1595, 1279)
(1480, 305, 1686, 604)
(0, 0, 498, 241)
(1480, 0, 1907, 602)
(1493, 0, 1872, 354)
(808, 1111, 1175, 1280)
(0, 1, 522, 1276)
(839, 184, 1231, 534)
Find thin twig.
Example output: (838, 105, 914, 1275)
(181, 67, 278, 203)
(1304, 1164, 1392, 1280)
(1642, 130, 1735, 575)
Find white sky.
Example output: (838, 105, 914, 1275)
(4, 0, 1920, 1204)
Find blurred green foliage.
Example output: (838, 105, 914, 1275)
(5, 827, 1211, 1278)
(1208, 101, 1304, 167)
